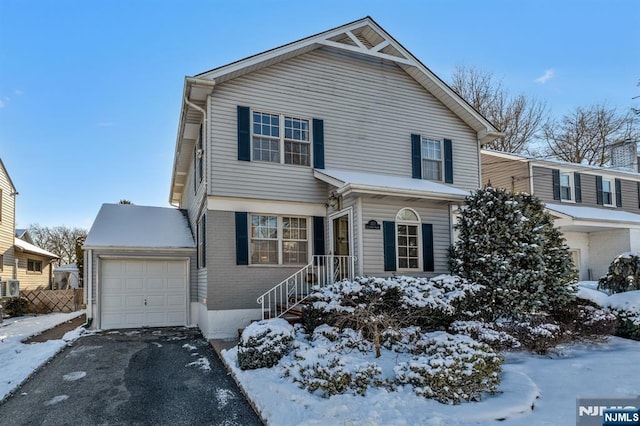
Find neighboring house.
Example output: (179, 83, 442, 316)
(0, 158, 58, 291)
(53, 262, 80, 289)
(482, 150, 640, 281)
(84, 17, 500, 337)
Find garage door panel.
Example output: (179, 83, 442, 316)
(101, 259, 188, 329)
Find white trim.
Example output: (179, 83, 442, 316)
(248, 214, 311, 266)
(356, 197, 364, 275)
(601, 177, 616, 207)
(395, 208, 422, 272)
(328, 207, 353, 256)
(559, 171, 576, 203)
(207, 196, 326, 216)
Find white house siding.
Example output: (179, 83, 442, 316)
(360, 198, 452, 277)
(630, 229, 640, 252)
(207, 210, 303, 311)
(588, 229, 631, 280)
(562, 232, 590, 281)
(207, 47, 480, 204)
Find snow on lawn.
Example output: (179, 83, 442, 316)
(221, 285, 640, 425)
(0, 311, 86, 401)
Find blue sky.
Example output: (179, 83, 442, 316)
(0, 0, 638, 230)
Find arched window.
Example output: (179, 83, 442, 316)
(395, 208, 421, 269)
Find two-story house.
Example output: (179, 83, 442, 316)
(83, 17, 500, 338)
(482, 150, 640, 281)
(0, 158, 58, 293)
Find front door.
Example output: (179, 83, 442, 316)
(332, 214, 350, 256)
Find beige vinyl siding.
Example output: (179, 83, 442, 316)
(207, 47, 480, 203)
(14, 253, 53, 290)
(532, 166, 554, 202)
(360, 198, 451, 277)
(480, 154, 530, 193)
(0, 169, 15, 276)
(207, 210, 301, 311)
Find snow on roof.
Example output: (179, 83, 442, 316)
(14, 238, 59, 258)
(546, 203, 640, 224)
(84, 204, 195, 249)
(15, 229, 27, 238)
(314, 169, 469, 199)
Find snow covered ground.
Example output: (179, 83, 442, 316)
(0, 311, 86, 401)
(221, 283, 640, 425)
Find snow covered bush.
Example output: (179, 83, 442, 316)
(237, 318, 295, 370)
(4, 297, 29, 317)
(285, 327, 386, 397)
(394, 332, 503, 404)
(551, 297, 617, 338)
(449, 320, 521, 351)
(450, 187, 577, 321)
(598, 252, 640, 294)
(503, 317, 571, 354)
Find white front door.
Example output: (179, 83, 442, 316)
(100, 259, 188, 329)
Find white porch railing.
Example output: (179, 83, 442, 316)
(257, 255, 356, 320)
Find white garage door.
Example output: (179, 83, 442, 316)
(101, 259, 188, 329)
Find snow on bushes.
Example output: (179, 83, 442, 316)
(450, 187, 577, 321)
(449, 320, 521, 351)
(599, 252, 640, 293)
(578, 285, 640, 341)
(394, 332, 503, 404)
(237, 318, 295, 370)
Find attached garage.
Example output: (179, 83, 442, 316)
(84, 204, 196, 330)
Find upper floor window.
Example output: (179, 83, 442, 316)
(27, 259, 42, 273)
(421, 138, 442, 181)
(252, 111, 310, 166)
(396, 208, 421, 270)
(602, 178, 614, 206)
(197, 213, 206, 268)
(560, 172, 573, 201)
(250, 214, 309, 265)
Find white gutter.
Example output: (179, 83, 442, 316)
(86, 249, 92, 321)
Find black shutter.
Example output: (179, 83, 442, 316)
(237, 106, 251, 161)
(235, 212, 249, 265)
(201, 213, 207, 268)
(615, 178, 622, 207)
(313, 216, 325, 256)
(596, 176, 604, 205)
(552, 169, 561, 200)
(574, 172, 582, 203)
(422, 224, 434, 272)
(383, 221, 396, 271)
(411, 134, 421, 179)
(443, 139, 453, 184)
(196, 220, 200, 269)
(637, 182, 640, 209)
(313, 119, 324, 169)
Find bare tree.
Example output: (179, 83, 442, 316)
(28, 224, 88, 265)
(119, 199, 133, 204)
(450, 65, 547, 153)
(542, 104, 638, 166)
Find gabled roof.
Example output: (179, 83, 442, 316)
(84, 204, 195, 249)
(170, 16, 501, 205)
(0, 158, 17, 193)
(314, 169, 469, 201)
(14, 238, 59, 259)
(482, 149, 640, 181)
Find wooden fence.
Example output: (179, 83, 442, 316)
(20, 288, 84, 313)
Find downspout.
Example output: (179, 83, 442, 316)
(85, 249, 93, 326)
(184, 77, 215, 195)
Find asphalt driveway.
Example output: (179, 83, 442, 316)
(0, 327, 262, 426)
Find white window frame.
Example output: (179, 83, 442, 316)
(395, 208, 421, 271)
(249, 214, 311, 266)
(559, 172, 575, 203)
(421, 137, 443, 182)
(251, 110, 312, 167)
(602, 178, 615, 207)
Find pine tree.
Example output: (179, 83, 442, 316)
(450, 187, 576, 321)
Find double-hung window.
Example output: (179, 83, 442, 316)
(602, 178, 614, 206)
(560, 172, 573, 201)
(197, 214, 206, 268)
(27, 259, 42, 273)
(250, 215, 309, 265)
(421, 138, 442, 181)
(396, 208, 420, 270)
(252, 111, 310, 166)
